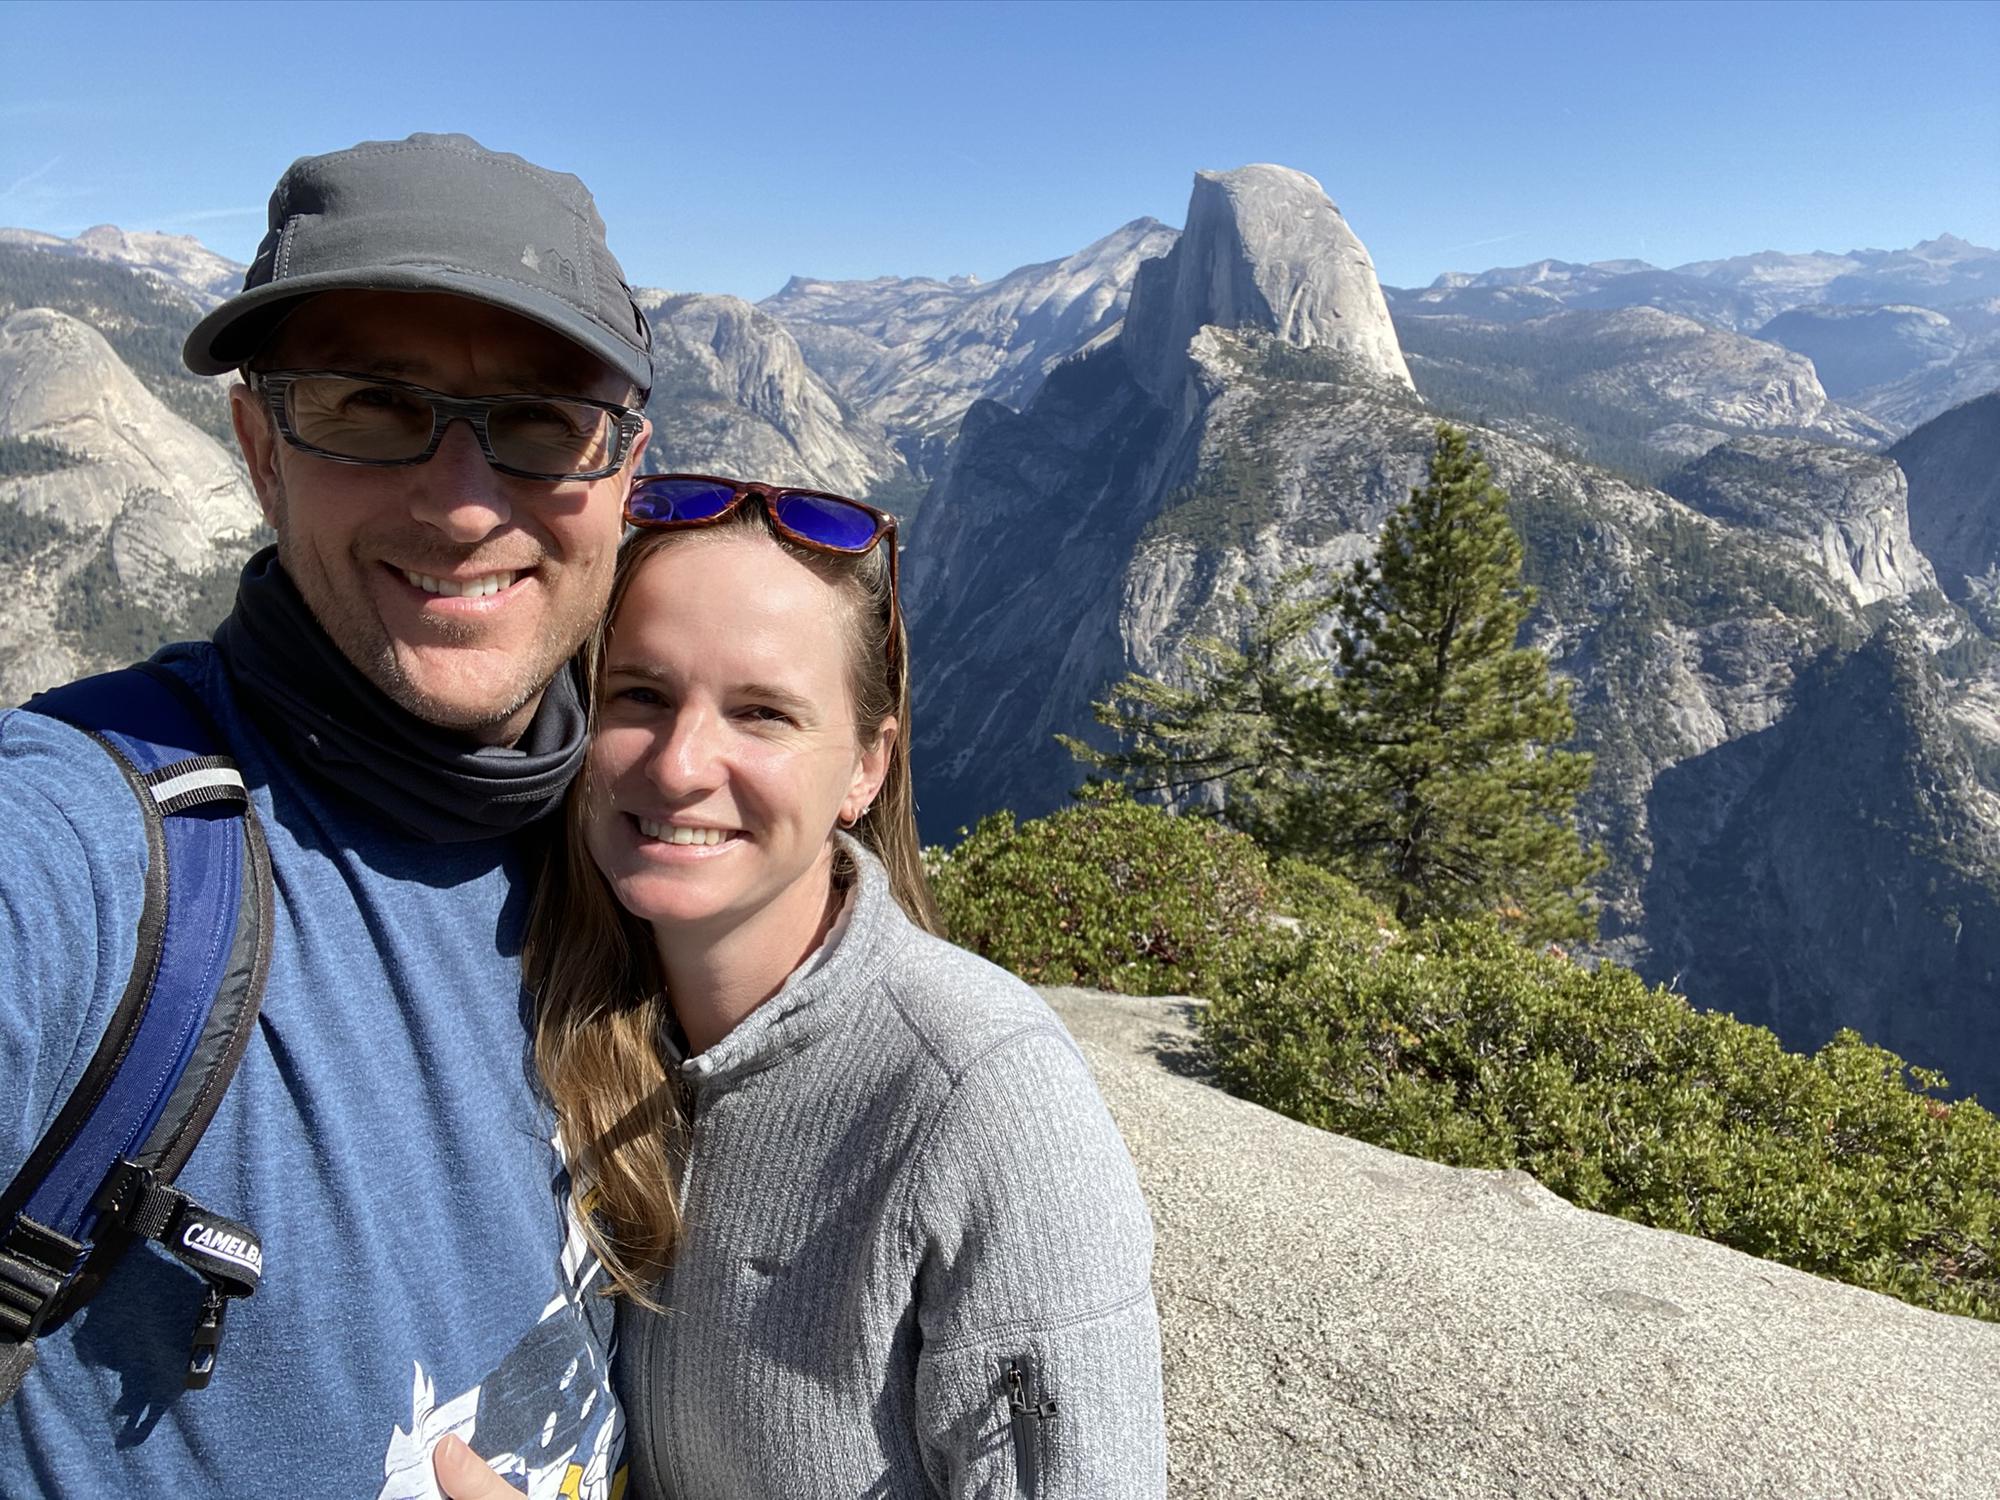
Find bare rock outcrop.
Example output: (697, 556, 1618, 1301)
(0, 308, 253, 552)
(0, 307, 262, 702)
(1044, 987, 2000, 1499)
(1121, 166, 1412, 406)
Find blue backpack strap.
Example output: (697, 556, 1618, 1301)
(0, 661, 273, 1401)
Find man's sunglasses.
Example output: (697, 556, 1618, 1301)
(251, 370, 647, 482)
(624, 473, 903, 679)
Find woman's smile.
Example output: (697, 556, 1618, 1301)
(630, 815, 746, 851)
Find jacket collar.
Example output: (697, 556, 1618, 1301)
(667, 836, 909, 1092)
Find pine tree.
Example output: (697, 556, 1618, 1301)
(1325, 424, 1600, 938)
(1072, 423, 1601, 942)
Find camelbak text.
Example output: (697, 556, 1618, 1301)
(182, 1223, 264, 1277)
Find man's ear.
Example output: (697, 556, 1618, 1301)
(230, 381, 284, 528)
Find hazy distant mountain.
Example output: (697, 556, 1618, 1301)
(760, 218, 1179, 470)
(0, 225, 246, 309)
(1389, 235, 2000, 336)
(1758, 304, 1964, 396)
(1388, 259, 1767, 330)
(1760, 301, 2000, 434)
(1892, 392, 2000, 607)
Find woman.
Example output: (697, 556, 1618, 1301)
(438, 474, 1165, 1500)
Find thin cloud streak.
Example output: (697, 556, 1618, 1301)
(1, 156, 63, 199)
(164, 206, 265, 226)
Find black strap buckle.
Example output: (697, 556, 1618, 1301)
(96, 1161, 262, 1389)
(0, 1219, 89, 1343)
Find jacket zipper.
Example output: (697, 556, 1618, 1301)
(1003, 1355, 1057, 1497)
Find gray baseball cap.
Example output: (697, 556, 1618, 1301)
(184, 133, 653, 393)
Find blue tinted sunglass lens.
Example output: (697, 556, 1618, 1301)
(630, 478, 736, 524)
(772, 493, 880, 550)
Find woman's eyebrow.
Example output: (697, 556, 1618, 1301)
(605, 664, 817, 717)
(736, 682, 818, 717)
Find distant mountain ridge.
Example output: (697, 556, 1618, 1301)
(0, 225, 247, 310)
(1396, 233, 2000, 323)
(760, 217, 1178, 472)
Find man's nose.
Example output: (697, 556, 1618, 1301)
(408, 417, 512, 541)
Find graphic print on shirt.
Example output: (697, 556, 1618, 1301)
(374, 1206, 626, 1500)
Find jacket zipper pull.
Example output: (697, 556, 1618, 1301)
(1003, 1357, 1058, 1495)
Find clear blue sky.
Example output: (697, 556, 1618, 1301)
(2, 0, 1993, 299)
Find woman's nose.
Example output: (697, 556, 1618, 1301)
(646, 708, 724, 796)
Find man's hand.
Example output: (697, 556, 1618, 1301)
(433, 1434, 527, 1499)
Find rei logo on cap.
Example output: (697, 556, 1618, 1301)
(520, 245, 580, 287)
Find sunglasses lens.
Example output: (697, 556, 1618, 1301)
(629, 477, 737, 524)
(282, 375, 434, 460)
(488, 398, 619, 477)
(772, 493, 881, 551)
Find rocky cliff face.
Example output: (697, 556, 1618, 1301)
(761, 218, 1179, 467)
(1661, 437, 1935, 609)
(0, 308, 263, 703)
(1891, 392, 2000, 606)
(1642, 620, 2000, 1093)
(1121, 166, 1411, 405)
(639, 291, 910, 500)
(0, 242, 237, 442)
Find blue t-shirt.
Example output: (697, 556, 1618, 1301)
(0, 644, 624, 1498)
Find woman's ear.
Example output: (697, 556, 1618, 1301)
(841, 716, 896, 826)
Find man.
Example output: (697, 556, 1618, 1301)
(0, 134, 653, 1497)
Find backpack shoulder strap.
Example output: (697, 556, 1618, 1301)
(0, 661, 273, 1402)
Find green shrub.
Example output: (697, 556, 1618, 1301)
(1205, 918, 2000, 1320)
(931, 793, 1282, 995)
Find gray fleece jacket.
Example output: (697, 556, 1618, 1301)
(613, 841, 1166, 1499)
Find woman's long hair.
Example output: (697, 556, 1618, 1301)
(524, 502, 939, 1299)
